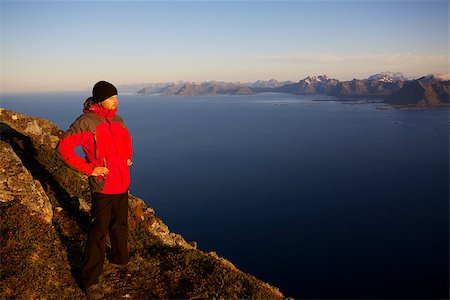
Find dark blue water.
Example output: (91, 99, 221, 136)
(1, 92, 449, 299)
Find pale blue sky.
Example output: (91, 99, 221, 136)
(1, 0, 448, 92)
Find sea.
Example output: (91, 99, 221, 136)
(1, 92, 449, 299)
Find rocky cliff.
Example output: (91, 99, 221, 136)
(0, 108, 285, 299)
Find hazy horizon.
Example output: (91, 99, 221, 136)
(0, 71, 447, 95)
(1, 0, 449, 93)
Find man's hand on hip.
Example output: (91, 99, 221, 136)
(91, 167, 109, 177)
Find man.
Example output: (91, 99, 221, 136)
(58, 81, 137, 300)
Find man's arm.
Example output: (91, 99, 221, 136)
(57, 131, 96, 175)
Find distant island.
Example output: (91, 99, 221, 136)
(135, 72, 450, 108)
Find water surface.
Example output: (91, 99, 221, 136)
(1, 92, 448, 299)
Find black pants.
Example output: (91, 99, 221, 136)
(81, 192, 129, 287)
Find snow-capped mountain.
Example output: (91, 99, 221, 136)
(302, 75, 333, 85)
(294, 75, 339, 94)
(367, 72, 408, 83)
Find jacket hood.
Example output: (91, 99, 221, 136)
(83, 97, 117, 121)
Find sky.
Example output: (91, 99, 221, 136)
(1, 0, 449, 92)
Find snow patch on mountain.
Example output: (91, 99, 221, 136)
(303, 75, 332, 84)
(250, 79, 294, 88)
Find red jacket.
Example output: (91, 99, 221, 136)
(58, 103, 132, 194)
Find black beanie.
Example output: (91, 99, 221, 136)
(92, 81, 118, 103)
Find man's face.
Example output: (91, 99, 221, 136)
(100, 95, 118, 110)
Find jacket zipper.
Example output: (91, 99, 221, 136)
(93, 131, 105, 182)
(107, 117, 124, 192)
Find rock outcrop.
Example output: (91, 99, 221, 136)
(0, 108, 285, 299)
(0, 140, 53, 223)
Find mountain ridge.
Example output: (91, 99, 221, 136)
(136, 73, 449, 107)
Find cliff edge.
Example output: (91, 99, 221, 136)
(0, 108, 285, 299)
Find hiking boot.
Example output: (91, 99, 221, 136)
(111, 261, 139, 272)
(85, 283, 104, 300)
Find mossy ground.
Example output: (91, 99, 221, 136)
(0, 201, 84, 299)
